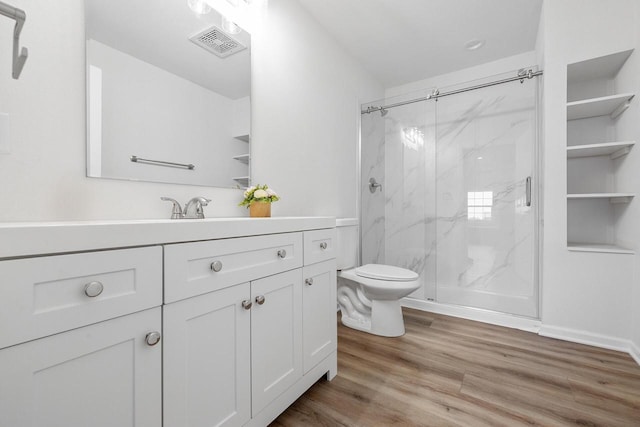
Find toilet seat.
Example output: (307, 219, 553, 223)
(355, 264, 418, 282)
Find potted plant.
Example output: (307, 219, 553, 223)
(239, 184, 280, 217)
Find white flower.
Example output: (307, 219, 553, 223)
(266, 188, 277, 197)
(244, 186, 257, 198)
(254, 189, 268, 199)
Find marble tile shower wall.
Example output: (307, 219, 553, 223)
(361, 78, 537, 317)
(360, 113, 386, 266)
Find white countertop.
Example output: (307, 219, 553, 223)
(0, 216, 336, 259)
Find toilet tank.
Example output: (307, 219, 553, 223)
(336, 218, 359, 270)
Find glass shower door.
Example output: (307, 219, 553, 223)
(434, 76, 538, 317)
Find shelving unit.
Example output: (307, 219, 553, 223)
(233, 176, 250, 187)
(567, 243, 634, 254)
(567, 193, 634, 203)
(566, 49, 636, 254)
(232, 154, 250, 164)
(232, 134, 250, 188)
(567, 141, 635, 159)
(566, 93, 634, 120)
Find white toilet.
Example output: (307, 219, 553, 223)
(336, 218, 420, 337)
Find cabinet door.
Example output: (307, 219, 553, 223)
(0, 308, 161, 427)
(302, 259, 337, 373)
(251, 269, 303, 416)
(163, 283, 251, 427)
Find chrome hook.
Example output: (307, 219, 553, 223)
(0, 1, 28, 79)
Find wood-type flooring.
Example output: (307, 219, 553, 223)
(272, 308, 640, 426)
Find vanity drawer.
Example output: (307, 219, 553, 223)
(0, 246, 162, 349)
(303, 228, 336, 266)
(164, 232, 303, 303)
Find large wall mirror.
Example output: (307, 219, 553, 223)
(85, 0, 251, 188)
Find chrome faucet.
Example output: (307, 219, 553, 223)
(161, 196, 211, 219)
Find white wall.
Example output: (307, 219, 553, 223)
(539, 0, 639, 351)
(615, 3, 640, 361)
(386, 51, 537, 100)
(0, 0, 381, 222)
(251, 0, 383, 218)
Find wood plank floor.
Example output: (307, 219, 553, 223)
(272, 308, 640, 426)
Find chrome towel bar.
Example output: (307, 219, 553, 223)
(130, 155, 195, 170)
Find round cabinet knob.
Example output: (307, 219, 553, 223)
(320, 242, 327, 250)
(210, 260, 223, 272)
(242, 300, 253, 310)
(305, 278, 314, 286)
(255, 295, 266, 305)
(84, 281, 104, 298)
(145, 331, 161, 346)
(277, 249, 287, 259)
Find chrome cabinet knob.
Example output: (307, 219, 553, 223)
(305, 278, 314, 286)
(320, 242, 327, 250)
(242, 300, 252, 310)
(277, 249, 287, 259)
(255, 295, 265, 305)
(145, 331, 161, 346)
(210, 260, 223, 272)
(84, 281, 104, 298)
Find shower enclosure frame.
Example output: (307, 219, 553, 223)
(357, 67, 544, 328)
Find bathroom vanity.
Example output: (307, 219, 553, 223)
(0, 217, 337, 427)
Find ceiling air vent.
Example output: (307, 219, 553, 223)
(189, 25, 247, 58)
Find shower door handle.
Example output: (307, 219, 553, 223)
(526, 176, 532, 207)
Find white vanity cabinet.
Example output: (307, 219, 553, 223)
(0, 217, 336, 427)
(163, 229, 337, 427)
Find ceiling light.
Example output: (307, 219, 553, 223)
(464, 39, 485, 51)
(188, 0, 211, 15)
(221, 15, 241, 34)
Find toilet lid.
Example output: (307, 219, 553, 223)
(355, 264, 418, 281)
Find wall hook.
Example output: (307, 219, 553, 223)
(0, 1, 28, 79)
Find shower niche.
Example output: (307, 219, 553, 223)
(566, 50, 636, 254)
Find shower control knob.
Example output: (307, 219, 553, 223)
(255, 295, 265, 305)
(210, 260, 223, 272)
(277, 249, 287, 259)
(145, 331, 161, 346)
(305, 278, 314, 286)
(320, 242, 327, 250)
(242, 300, 252, 310)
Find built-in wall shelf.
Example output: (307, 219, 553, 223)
(567, 193, 635, 203)
(566, 93, 635, 120)
(567, 243, 635, 255)
(234, 134, 250, 143)
(232, 154, 250, 164)
(566, 50, 636, 252)
(232, 176, 250, 187)
(567, 141, 635, 159)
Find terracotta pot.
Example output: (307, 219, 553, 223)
(249, 201, 271, 218)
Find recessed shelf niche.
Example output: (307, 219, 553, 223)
(566, 49, 636, 254)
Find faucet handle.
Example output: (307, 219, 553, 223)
(193, 197, 211, 219)
(161, 197, 184, 219)
(184, 197, 211, 219)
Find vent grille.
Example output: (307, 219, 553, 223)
(189, 26, 247, 58)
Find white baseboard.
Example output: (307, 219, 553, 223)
(630, 341, 640, 366)
(402, 297, 541, 333)
(538, 324, 631, 353)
